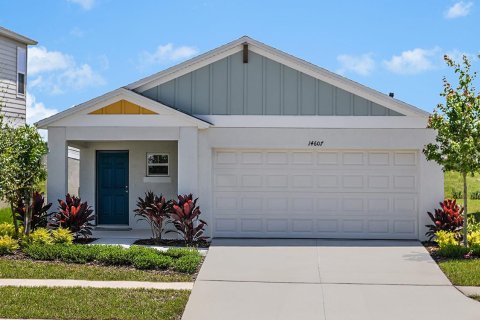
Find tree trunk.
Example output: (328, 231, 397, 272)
(9, 202, 18, 236)
(24, 192, 32, 236)
(463, 172, 468, 247)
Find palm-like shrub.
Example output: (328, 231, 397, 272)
(426, 199, 464, 240)
(134, 191, 172, 241)
(15, 191, 52, 231)
(168, 194, 207, 245)
(50, 194, 95, 238)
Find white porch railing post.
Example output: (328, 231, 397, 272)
(177, 127, 198, 196)
(47, 127, 68, 207)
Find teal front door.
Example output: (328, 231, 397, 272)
(96, 151, 129, 225)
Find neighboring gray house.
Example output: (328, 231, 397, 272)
(0, 26, 37, 124)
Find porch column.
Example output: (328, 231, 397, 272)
(47, 127, 68, 206)
(178, 127, 198, 196)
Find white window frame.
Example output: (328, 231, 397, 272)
(16, 47, 26, 98)
(146, 152, 169, 177)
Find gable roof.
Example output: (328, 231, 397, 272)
(0, 26, 37, 45)
(36, 88, 211, 129)
(127, 36, 429, 118)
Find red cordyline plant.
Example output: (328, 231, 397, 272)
(15, 191, 52, 231)
(167, 194, 207, 245)
(425, 199, 464, 240)
(134, 191, 172, 241)
(50, 194, 95, 238)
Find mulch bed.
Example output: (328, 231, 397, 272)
(0, 254, 200, 278)
(422, 241, 480, 262)
(133, 238, 210, 248)
(422, 241, 444, 262)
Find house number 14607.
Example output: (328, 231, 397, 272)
(308, 140, 324, 147)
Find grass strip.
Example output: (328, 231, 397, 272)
(0, 286, 189, 320)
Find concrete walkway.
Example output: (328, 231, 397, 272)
(182, 239, 480, 320)
(0, 279, 193, 290)
(90, 230, 209, 256)
(457, 286, 480, 297)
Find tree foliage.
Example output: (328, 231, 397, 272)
(0, 115, 48, 235)
(424, 54, 480, 246)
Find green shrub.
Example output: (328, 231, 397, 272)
(22, 242, 200, 273)
(468, 231, 480, 247)
(132, 253, 173, 270)
(435, 230, 458, 249)
(452, 189, 463, 199)
(436, 245, 470, 258)
(471, 191, 480, 200)
(96, 246, 131, 266)
(0, 236, 19, 255)
(127, 245, 160, 259)
(51, 228, 74, 244)
(468, 215, 480, 233)
(0, 223, 15, 237)
(58, 245, 99, 263)
(471, 245, 480, 257)
(24, 244, 61, 260)
(172, 254, 202, 274)
(27, 228, 53, 245)
(165, 247, 199, 259)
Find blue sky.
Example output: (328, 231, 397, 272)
(1, 0, 478, 125)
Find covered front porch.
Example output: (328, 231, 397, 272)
(40, 88, 209, 232)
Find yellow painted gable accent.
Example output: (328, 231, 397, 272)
(89, 100, 157, 115)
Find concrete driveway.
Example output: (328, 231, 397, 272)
(182, 239, 480, 320)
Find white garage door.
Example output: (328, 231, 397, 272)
(213, 149, 419, 239)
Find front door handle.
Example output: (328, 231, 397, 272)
(125, 185, 129, 193)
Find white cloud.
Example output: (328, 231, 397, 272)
(59, 64, 105, 90)
(445, 49, 478, 63)
(445, 1, 473, 18)
(383, 47, 441, 75)
(26, 92, 58, 125)
(28, 47, 74, 75)
(67, 0, 95, 10)
(336, 53, 375, 76)
(139, 43, 198, 68)
(26, 92, 58, 140)
(28, 46, 105, 94)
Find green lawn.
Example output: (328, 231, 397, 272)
(0, 259, 192, 282)
(438, 259, 480, 286)
(444, 171, 480, 215)
(0, 287, 189, 320)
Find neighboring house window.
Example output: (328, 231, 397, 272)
(146, 153, 169, 176)
(17, 47, 26, 96)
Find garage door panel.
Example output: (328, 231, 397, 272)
(213, 149, 419, 239)
(215, 173, 417, 193)
(214, 192, 417, 216)
(213, 216, 418, 239)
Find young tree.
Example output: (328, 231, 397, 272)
(0, 120, 48, 235)
(424, 54, 480, 246)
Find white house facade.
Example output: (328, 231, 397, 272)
(37, 36, 443, 240)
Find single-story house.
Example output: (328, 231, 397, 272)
(37, 36, 443, 240)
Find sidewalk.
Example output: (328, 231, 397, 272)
(457, 286, 480, 297)
(0, 279, 193, 290)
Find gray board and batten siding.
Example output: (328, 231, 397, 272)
(139, 51, 403, 116)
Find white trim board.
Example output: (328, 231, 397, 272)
(36, 88, 211, 129)
(195, 115, 428, 129)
